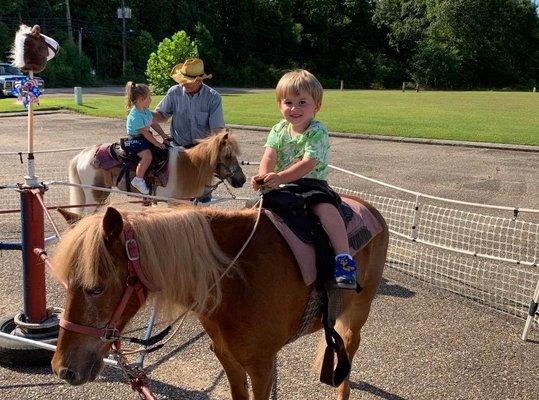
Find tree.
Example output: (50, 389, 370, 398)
(194, 23, 223, 84)
(40, 41, 94, 87)
(146, 31, 198, 94)
(0, 22, 10, 60)
(411, 38, 461, 87)
(129, 30, 156, 80)
(429, 0, 538, 87)
(373, 0, 430, 77)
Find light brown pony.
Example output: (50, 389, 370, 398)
(51, 200, 388, 400)
(68, 132, 246, 213)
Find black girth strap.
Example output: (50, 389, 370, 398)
(319, 290, 351, 387)
(117, 163, 134, 191)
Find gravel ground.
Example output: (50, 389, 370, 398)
(0, 112, 537, 400)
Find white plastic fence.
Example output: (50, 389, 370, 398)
(335, 187, 537, 321)
(0, 149, 537, 338)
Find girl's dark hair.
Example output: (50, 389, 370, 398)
(125, 81, 150, 109)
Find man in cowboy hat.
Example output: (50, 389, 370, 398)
(152, 58, 225, 147)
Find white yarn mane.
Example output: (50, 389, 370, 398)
(10, 24, 31, 69)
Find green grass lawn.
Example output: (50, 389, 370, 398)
(1, 90, 537, 145)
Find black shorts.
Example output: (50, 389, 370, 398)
(123, 136, 153, 155)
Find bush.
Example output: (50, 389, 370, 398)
(146, 31, 198, 94)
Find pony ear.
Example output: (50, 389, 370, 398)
(219, 131, 229, 147)
(57, 208, 82, 225)
(102, 207, 124, 241)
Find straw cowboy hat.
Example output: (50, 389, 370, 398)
(170, 58, 212, 84)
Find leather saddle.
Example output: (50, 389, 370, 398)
(110, 138, 169, 173)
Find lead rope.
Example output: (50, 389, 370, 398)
(113, 349, 156, 400)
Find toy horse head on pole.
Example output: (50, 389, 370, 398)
(11, 24, 59, 73)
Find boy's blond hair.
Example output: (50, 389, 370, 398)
(275, 69, 323, 106)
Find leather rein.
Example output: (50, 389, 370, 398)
(59, 221, 160, 344)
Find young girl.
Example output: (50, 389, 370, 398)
(251, 69, 357, 289)
(123, 82, 170, 195)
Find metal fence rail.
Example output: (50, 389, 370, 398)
(0, 148, 537, 339)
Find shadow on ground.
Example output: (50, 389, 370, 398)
(352, 380, 408, 400)
(377, 277, 415, 298)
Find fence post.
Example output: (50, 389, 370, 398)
(411, 194, 421, 240)
(340, 80, 344, 91)
(521, 278, 539, 341)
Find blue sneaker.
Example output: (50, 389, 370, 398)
(334, 254, 357, 290)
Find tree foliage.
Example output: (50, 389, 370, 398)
(0, 0, 537, 89)
(146, 31, 198, 94)
(40, 41, 94, 87)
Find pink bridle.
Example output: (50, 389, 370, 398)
(59, 222, 160, 343)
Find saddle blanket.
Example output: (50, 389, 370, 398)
(265, 196, 383, 285)
(92, 143, 120, 170)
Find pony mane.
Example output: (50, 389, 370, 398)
(51, 212, 120, 289)
(176, 132, 240, 196)
(51, 206, 232, 316)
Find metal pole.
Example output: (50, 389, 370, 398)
(0, 331, 119, 367)
(135, 303, 157, 367)
(25, 71, 38, 187)
(20, 187, 47, 323)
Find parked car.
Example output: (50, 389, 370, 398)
(0, 63, 44, 97)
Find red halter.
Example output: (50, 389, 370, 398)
(59, 222, 160, 342)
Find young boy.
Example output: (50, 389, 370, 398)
(251, 69, 357, 289)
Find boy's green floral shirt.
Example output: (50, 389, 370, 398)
(264, 119, 329, 180)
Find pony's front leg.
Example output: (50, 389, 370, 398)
(212, 344, 249, 400)
(245, 357, 275, 400)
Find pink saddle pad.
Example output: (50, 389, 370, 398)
(91, 143, 120, 170)
(264, 197, 383, 285)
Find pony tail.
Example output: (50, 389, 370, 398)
(125, 81, 136, 109)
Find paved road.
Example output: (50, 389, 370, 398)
(0, 112, 537, 400)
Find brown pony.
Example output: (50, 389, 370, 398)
(51, 200, 388, 400)
(68, 132, 246, 213)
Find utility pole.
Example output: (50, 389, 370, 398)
(121, 0, 126, 73)
(65, 0, 73, 43)
(117, 1, 131, 73)
(78, 28, 82, 56)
